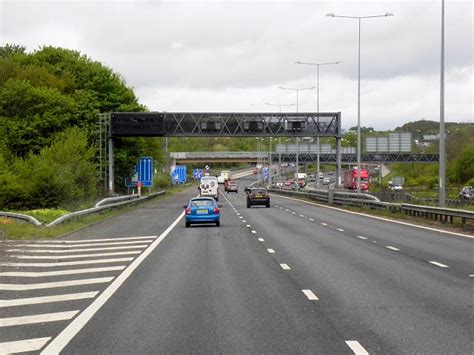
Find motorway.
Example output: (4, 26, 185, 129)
(0, 177, 473, 354)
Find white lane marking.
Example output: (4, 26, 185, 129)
(469, 275, 474, 277)
(302, 289, 319, 301)
(13, 251, 141, 259)
(299, 214, 305, 218)
(236, 213, 240, 216)
(321, 222, 328, 226)
(251, 230, 257, 234)
(7, 245, 148, 253)
(357, 236, 368, 240)
(0, 266, 125, 277)
(429, 261, 449, 268)
(8, 240, 152, 248)
(0, 257, 134, 267)
(0, 291, 99, 308)
(0, 337, 51, 354)
(273, 194, 474, 239)
(258, 238, 265, 242)
(0, 277, 113, 291)
(242, 220, 247, 223)
(1, 310, 79, 327)
(309, 218, 314, 221)
(239, 216, 243, 219)
(280, 264, 291, 270)
(385, 246, 400, 251)
(267, 249, 275, 254)
(41, 213, 184, 354)
(285, 209, 290, 211)
(279, 207, 283, 209)
(291, 212, 296, 214)
(28, 236, 156, 243)
(337, 228, 345, 232)
(345, 340, 369, 355)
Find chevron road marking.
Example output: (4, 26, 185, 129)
(0, 257, 134, 267)
(8, 240, 153, 248)
(12, 251, 141, 259)
(0, 266, 125, 277)
(0, 311, 79, 327)
(0, 277, 113, 291)
(6, 245, 149, 253)
(0, 292, 99, 308)
(0, 337, 51, 354)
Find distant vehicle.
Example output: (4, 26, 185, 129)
(295, 172, 307, 180)
(225, 180, 238, 193)
(297, 179, 306, 188)
(184, 197, 221, 227)
(247, 188, 270, 208)
(391, 184, 403, 191)
(244, 186, 252, 194)
(343, 168, 370, 192)
(199, 176, 219, 201)
(309, 174, 316, 182)
(219, 170, 231, 184)
(322, 177, 330, 185)
(459, 186, 473, 201)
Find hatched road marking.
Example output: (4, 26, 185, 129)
(0, 277, 114, 291)
(0, 337, 52, 354)
(6, 245, 149, 253)
(0, 266, 125, 277)
(0, 292, 99, 308)
(267, 249, 275, 254)
(0, 311, 79, 327)
(0, 257, 134, 267)
(345, 340, 369, 355)
(302, 289, 319, 301)
(12, 251, 142, 259)
(280, 264, 291, 270)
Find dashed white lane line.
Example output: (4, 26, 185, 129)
(337, 228, 345, 232)
(345, 340, 369, 355)
(6, 245, 148, 253)
(280, 264, 291, 270)
(385, 246, 400, 251)
(239, 216, 243, 219)
(242, 220, 247, 223)
(321, 222, 328, 226)
(469, 275, 474, 277)
(0, 337, 52, 354)
(299, 214, 305, 218)
(309, 218, 314, 221)
(357, 236, 368, 240)
(0, 291, 99, 308)
(0, 257, 134, 267)
(0, 266, 125, 277)
(429, 261, 449, 268)
(258, 238, 265, 242)
(291, 212, 296, 215)
(0, 277, 114, 291)
(267, 249, 275, 254)
(0, 310, 79, 327)
(251, 230, 257, 234)
(302, 289, 319, 301)
(12, 251, 141, 259)
(246, 225, 251, 228)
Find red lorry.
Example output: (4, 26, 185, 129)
(343, 168, 370, 192)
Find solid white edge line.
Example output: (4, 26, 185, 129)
(345, 340, 369, 355)
(302, 289, 319, 301)
(280, 263, 291, 270)
(0, 292, 99, 308)
(429, 261, 449, 268)
(0, 337, 52, 354)
(41, 214, 183, 354)
(274, 194, 474, 239)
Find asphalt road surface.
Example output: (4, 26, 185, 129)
(1, 178, 472, 354)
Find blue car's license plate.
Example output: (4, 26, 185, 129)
(196, 209, 208, 214)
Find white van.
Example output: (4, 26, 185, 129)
(199, 176, 219, 201)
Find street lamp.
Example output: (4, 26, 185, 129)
(326, 11, 393, 193)
(439, 0, 446, 207)
(279, 86, 316, 176)
(295, 60, 341, 188)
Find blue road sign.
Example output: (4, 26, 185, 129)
(137, 157, 153, 187)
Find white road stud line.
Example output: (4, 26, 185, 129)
(385, 246, 400, 251)
(6, 245, 149, 253)
(345, 340, 369, 355)
(0, 291, 99, 308)
(0, 257, 134, 268)
(302, 289, 319, 301)
(429, 261, 449, 268)
(0, 337, 51, 354)
(12, 251, 142, 259)
(10, 240, 153, 249)
(321, 222, 328, 226)
(357, 236, 368, 240)
(337, 228, 345, 232)
(41, 213, 184, 354)
(267, 249, 275, 254)
(0, 277, 113, 291)
(0, 266, 125, 277)
(258, 238, 265, 242)
(280, 264, 291, 270)
(0, 310, 79, 327)
(29, 236, 157, 243)
(251, 230, 257, 234)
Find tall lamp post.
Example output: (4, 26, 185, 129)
(439, 0, 446, 207)
(326, 12, 393, 193)
(279, 86, 316, 176)
(295, 60, 341, 188)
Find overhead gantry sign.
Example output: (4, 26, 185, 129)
(105, 112, 343, 193)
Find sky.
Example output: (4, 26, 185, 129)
(0, 0, 472, 131)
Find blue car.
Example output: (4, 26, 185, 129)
(184, 197, 222, 227)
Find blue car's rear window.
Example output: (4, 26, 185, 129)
(191, 200, 214, 207)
